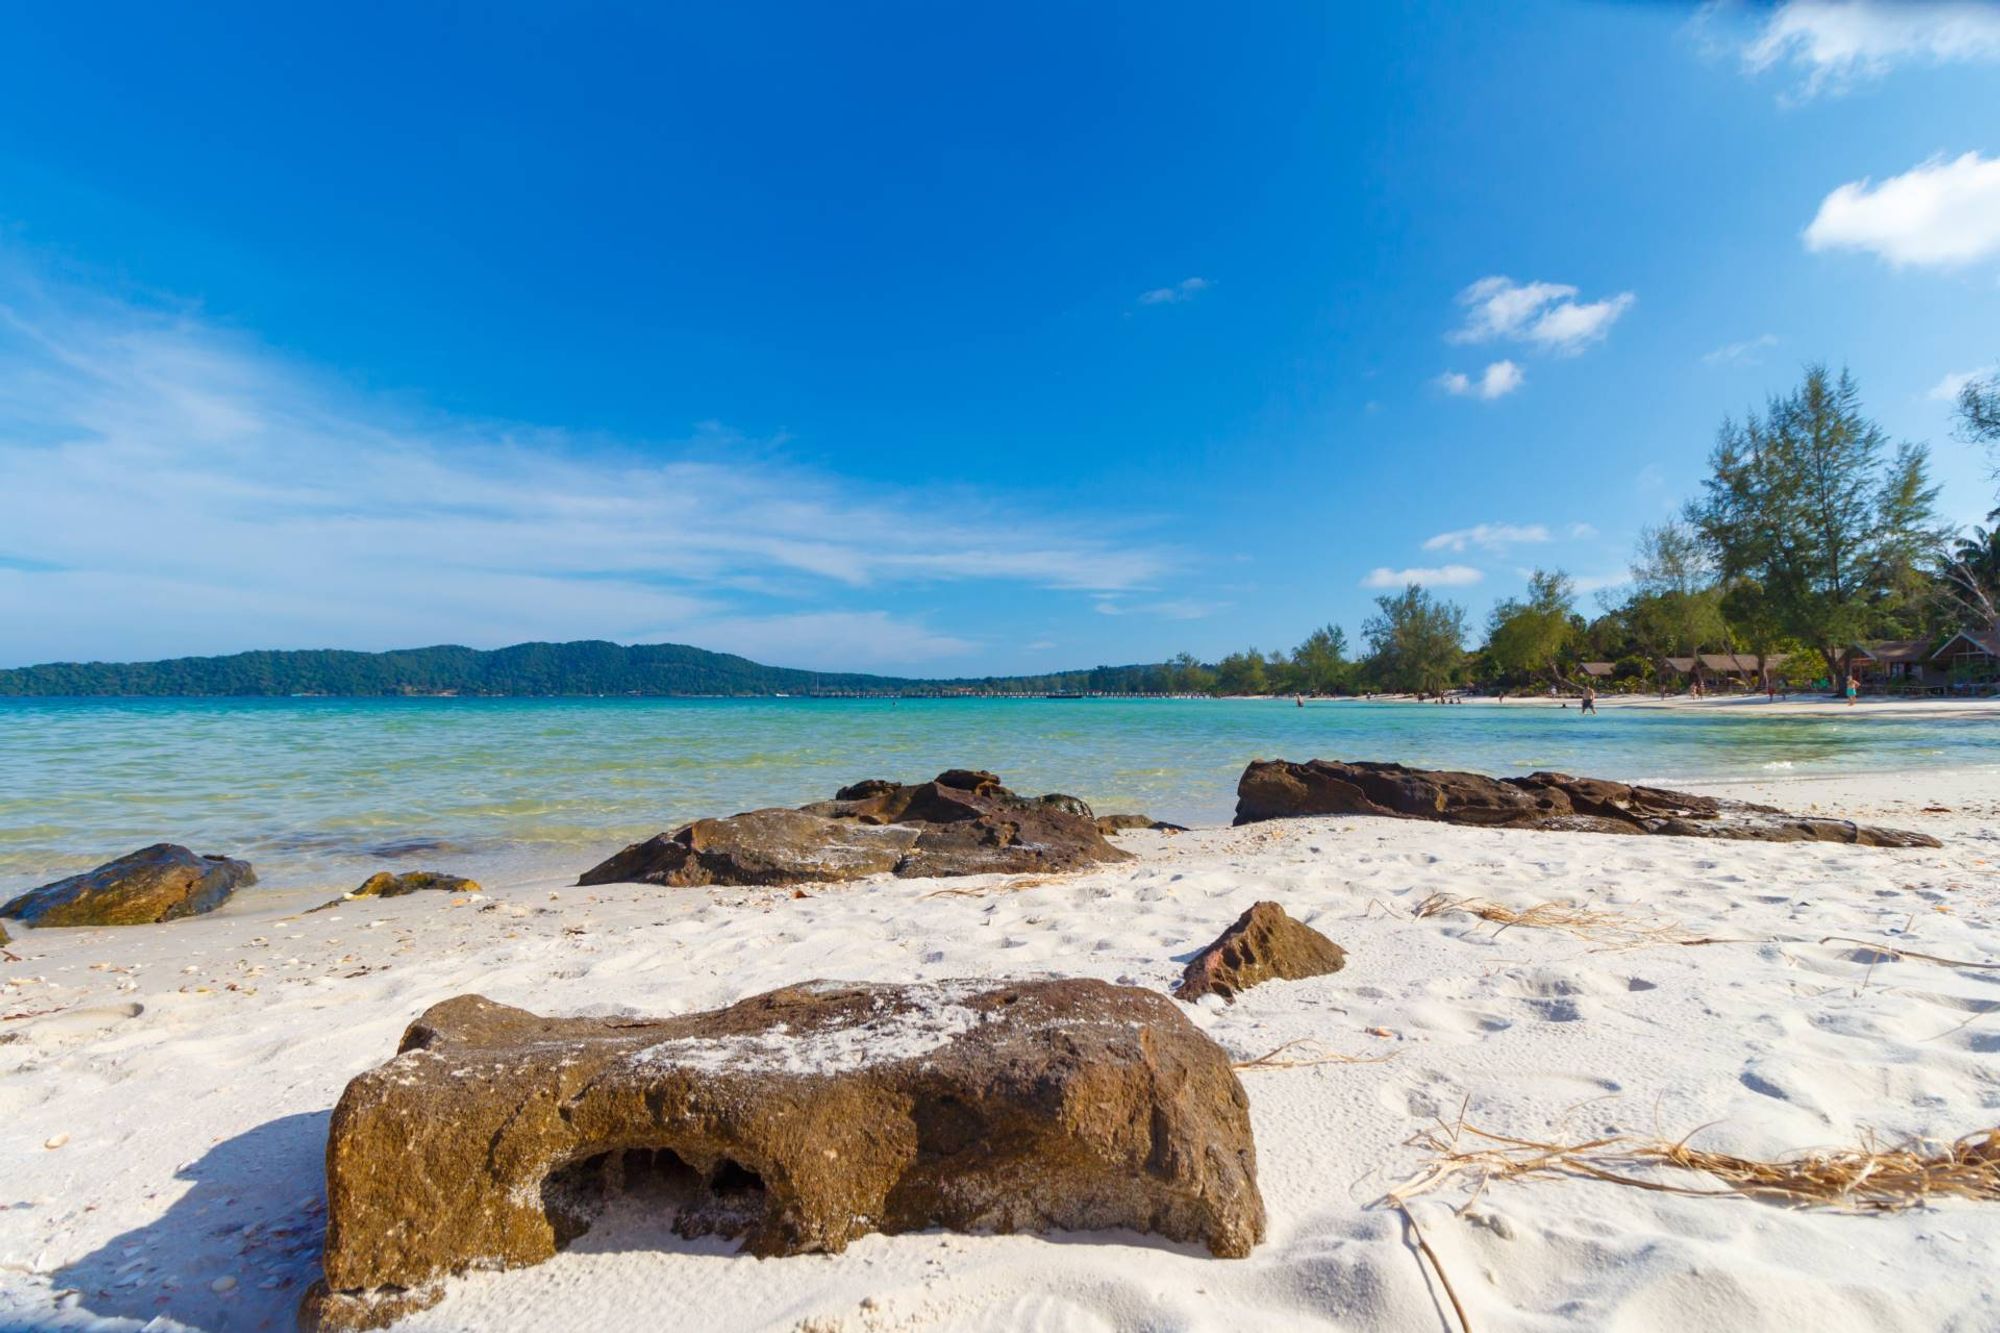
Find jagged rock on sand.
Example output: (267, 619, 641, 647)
(302, 977, 1264, 1330)
(1176, 901, 1348, 1002)
(1233, 759, 1941, 847)
(0, 843, 257, 927)
(577, 769, 1133, 887)
(311, 870, 481, 911)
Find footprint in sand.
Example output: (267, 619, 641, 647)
(12, 1002, 144, 1048)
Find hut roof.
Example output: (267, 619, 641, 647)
(1931, 628, 2000, 661)
(1849, 639, 1931, 664)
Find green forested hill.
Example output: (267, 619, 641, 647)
(0, 640, 1178, 697)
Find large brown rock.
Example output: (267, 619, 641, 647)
(578, 770, 1133, 887)
(1233, 759, 1941, 847)
(303, 977, 1265, 1330)
(1176, 901, 1348, 1002)
(0, 843, 257, 927)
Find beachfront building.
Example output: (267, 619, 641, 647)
(1929, 627, 2000, 691)
(1663, 652, 1789, 692)
(1842, 639, 1938, 690)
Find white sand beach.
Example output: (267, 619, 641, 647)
(5, 768, 2000, 1332)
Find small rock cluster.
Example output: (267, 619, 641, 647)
(578, 769, 1134, 887)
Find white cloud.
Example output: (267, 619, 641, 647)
(1138, 277, 1211, 305)
(1437, 360, 1524, 400)
(1930, 369, 1980, 400)
(1422, 522, 1551, 553)
(1568, 522, 1599, 540)
(1359, 564, 1485, 589)
(0, 270, 1179, 669)
(1701, 333, 1780, 366)
(1449, 276, 1635, 354)
(1805, 152, 2000, 266)
(1569, 572, 1630, 595)
(1930, 366, 2000, 405)
(1743, 0, 2000, 98)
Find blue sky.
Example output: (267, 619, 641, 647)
(1, 1, 1997, 673)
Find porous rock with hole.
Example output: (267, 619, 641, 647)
(303, 976, 1265, 1329)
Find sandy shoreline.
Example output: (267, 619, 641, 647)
(5, 768, 2000, 1331)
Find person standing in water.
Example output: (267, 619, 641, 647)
(1846, 672, 1860, 705)
(1581, 683, 1597, 714)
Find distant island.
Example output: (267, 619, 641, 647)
(0, 640, 1180, 698)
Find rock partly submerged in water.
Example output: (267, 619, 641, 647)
(1233, 759, 1942, 847)
(0, 843, 257, 927)
(303, 977, 1265, 1330)
(577, 769, 1133, 887)
(1176, 901, 1348, 1002)
(310, 870, 482, 912)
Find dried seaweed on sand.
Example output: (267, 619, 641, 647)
(1408, 892, 1712, 949)
(1385, 1112, 2000, 1215)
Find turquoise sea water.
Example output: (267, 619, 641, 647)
(3, 696, 1995, 896)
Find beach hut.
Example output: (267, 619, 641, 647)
(1927, 627, 2000, 691)
(1843, 640, 1942, 692)
(1580, 661, 1614, 679)
(1671, 652, 1787, 692)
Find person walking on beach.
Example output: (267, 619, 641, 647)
(1845, 672, 1860, 705)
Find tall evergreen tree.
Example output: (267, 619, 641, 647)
(1689, 366, 1943, 686)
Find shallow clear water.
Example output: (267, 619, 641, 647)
(2, 696, 1993, 895)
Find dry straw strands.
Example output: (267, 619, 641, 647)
(1408, 892, 1731, 950)
(1385, 1113, 2000, 1215)
(1230, 1038, 1397, 1071)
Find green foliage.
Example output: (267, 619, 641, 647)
(0, 641, 1190, 698)
(1213, 649, 1271, 696)
(1362, 583, 1468, 696)
(1484, 569, 1578, 685)
(1689, 365, 1946, 679)
(1287, 624, 1353, 695)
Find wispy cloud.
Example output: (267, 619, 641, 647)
(1091, 597, 1229, 620)
(1449, 276, 1635, 355)
(1701, 333, 1780, 366)
(1422, 522, 1550, 553)
(1568, 522, 1599, 540)
(1930, 367, 1995, 400)
(1436, 360, 1524, 400)
(1359, 564, 1484, 589)
(0, 268, 1178, 669)
(1138, 277, 1211, 305)
(1805, 151, 2000, 266)
(1740, 0, 2000, 99)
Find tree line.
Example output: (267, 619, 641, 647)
(1163, 364, 2000, 698)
